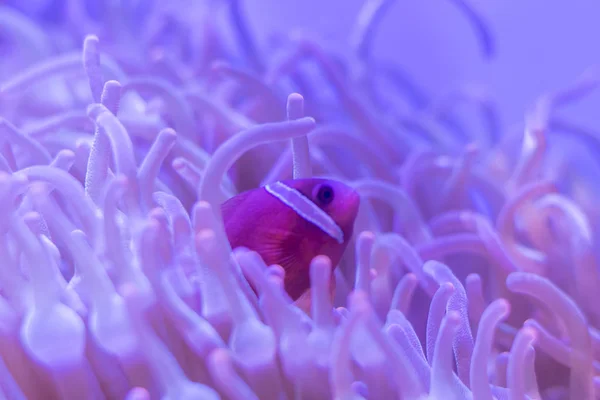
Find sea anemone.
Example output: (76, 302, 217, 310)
(0, 1, 598, 399)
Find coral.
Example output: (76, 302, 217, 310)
(0, 0, 598, 399)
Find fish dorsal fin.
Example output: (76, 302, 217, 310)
(265, 181, 344, 244)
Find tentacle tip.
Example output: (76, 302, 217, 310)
(288, 92, 304, 103)
(119, 283, 141, 304)
(87, 103, 109, 120)
(311, 254, 332, 268)
(348, 290, 370, 313)
(71, 229, 86, 239)
(84, 34, 100, 44)
(159, 127, 177, 140)
(114, 174, 129, 187)
(171, 157, 185, 170)
(22, 210, 42, 224)
(522, 318, 538, 328)
(505, 271, 529, 288)
(75, 138, 92, 150)
(404, 272, 418, 282)
(520, 325, 538, 341)
(297, 116, 316, 127)
(27, 181, 47, 198)
(358, 230, 376, 241)
(267, 264, 285, 279)
(422, 260, 439, 277)
(494, 298, 511, 315)
(103, 80, 122, 90)
(57, 149, 76, 160)
(445, 310, 461, 325)
(194, 200, 213, 213)
(148, 206, 167, 219)
(208, 347, 230, 365)
(125, 387, 150, 400)
(231, 246, 252, 256)
(195, 229, 217, 249)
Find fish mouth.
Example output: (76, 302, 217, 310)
(339, 189, 360, 240)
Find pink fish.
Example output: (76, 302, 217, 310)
(221, 178, 360, 301)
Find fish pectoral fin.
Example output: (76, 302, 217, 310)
(256, 242, 302, 272)
(248, 227, 303, 266)
(244, 228, 311, 300)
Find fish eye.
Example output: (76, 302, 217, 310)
(316, 184, 334, 205)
